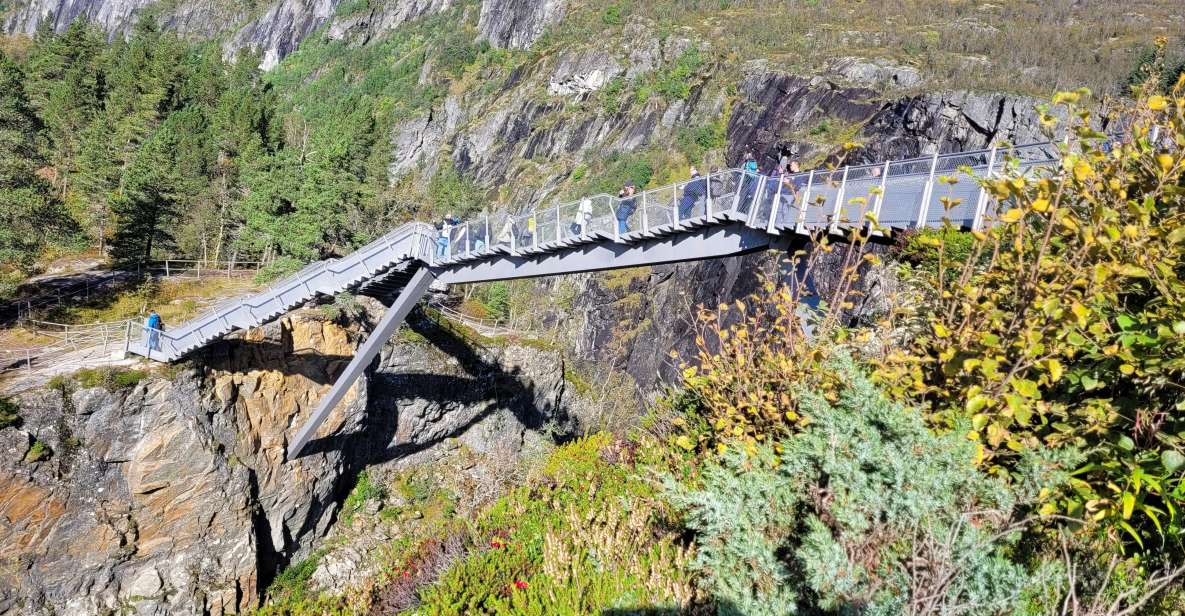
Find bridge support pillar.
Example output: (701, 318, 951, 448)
(286, 266, 437, 460)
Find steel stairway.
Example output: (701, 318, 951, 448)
(122, 140, 1063, 457)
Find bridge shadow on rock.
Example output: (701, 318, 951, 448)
(299, 306, 567, 463)
(199, 337, 356, 387)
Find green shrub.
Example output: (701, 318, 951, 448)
(875, 87, 1185, 554)
(25, 440, 52, 463)
(255, 550, 347, 615)
(0, 398, 21, 429)
(666, 355, 1067, 615)
(895, 226, 978, 280)
(319, 292, 365, 322)
(652, 48, 703, 101)
(414, 433, 699, 614)
(601, 2, 628, 25)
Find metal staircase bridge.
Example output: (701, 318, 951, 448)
(126, 141, 1060, 458)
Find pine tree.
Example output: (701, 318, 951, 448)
(0, 53, 73, 269)
(108, 122, 181, 270)
(23, 21, 106, 201)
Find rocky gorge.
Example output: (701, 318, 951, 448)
(0, 299, 588, 614)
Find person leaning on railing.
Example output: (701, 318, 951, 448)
(143, 310, 163, 356)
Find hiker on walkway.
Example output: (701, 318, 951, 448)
(571, 197, 594, 236)
(739, 152, 760, 213)
(436, 214, 458, 258)
(143, 311, 163, 355)
(497, 216, 515, 249)
(521, 214, 537, 248)
(678, 166, 707, 220)
(708, 166, 726, 210)
(615, 182, 638, 234)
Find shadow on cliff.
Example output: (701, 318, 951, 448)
(299, 307, 563, 461)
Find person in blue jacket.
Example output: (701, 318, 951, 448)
(739, 152, 760, 213)
(615, 182, 638, 234)
(143, 311, 163, 355)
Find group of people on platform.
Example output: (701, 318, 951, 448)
(431, 151, 828, 257)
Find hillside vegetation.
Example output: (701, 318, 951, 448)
(2, 1, 1184, 300)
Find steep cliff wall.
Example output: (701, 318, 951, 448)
(0, 303, 583, 614)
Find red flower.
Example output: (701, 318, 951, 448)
(490, 540, 503, 549)
(402, 570, 411, 578)
(513, 580, 528, 590)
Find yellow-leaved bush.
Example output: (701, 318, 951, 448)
(874, 81, 1185, 552)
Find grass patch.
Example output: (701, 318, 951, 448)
(24, 440, 51, 463)
(563, 366, 593, 397)
(340, 471, 386, 526)
(69, 367, 149, 391)
(600, 266, 650, 292)
(256, 549, 331, 614)
(40, 276, 258, 326)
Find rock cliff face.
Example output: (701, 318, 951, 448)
(5, 0, 560, 69)
(476, 0, 565, 50)
(0, 305, 581, 614)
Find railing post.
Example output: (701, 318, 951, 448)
(641, 193, 649, 234)
(164, 261, 170, 277)
(25, 349, 31, 374)
(484, 216, 490, 254)
(829, 166, 850, 234)
(972, 145, 999, 231)
(611, 202, 620, 242)
(766, 180, 782, 234)
(746, 178, 764, 226)
(124, 320, 132, 357)
(705, 173, 713, 218)
(872, 160, 890, 234)
(730, 171, 745, 214)
(673, 188, 680, 227)
(796, 170, 815, 235)
(916, 151, 940, 228)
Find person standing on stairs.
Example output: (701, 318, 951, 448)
(436, 213, 458, 258)
(143, 310, 163, 357)
(679, 166, 706, 220)
(616, 182, 638, 234)
(739, 152, 760, 214)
